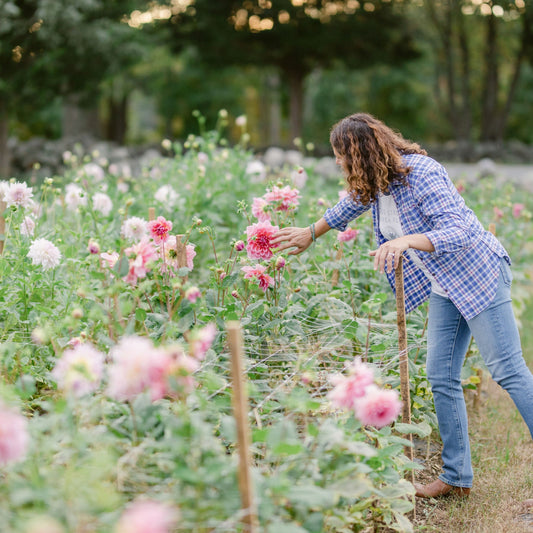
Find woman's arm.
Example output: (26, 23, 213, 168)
(370, 234, 435, 273)
(272, 217, 331, 255)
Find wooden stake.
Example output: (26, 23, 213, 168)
(331, 243, 344, 287)
(0, 200, 5, 255)
(395, 257, 416, 518)
(395, 257, 412, 429)
(148, 207, 155, 221)
(226, 321, 259, 532)
(174, 234, 188, 269)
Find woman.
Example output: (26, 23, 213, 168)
(272, 113, 533, 498)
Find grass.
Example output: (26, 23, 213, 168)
(413, 286, 533, 532)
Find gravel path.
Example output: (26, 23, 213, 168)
(443, 162, 533, 192)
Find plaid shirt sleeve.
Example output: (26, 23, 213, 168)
(408, 159, 481, 256)
(323, 195, 371, 231)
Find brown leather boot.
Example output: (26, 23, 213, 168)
(414, 478, 471, 499)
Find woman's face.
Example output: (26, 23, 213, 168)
(333, 148, 343, 167)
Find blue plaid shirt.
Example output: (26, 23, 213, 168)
(324, 153, 509, 320)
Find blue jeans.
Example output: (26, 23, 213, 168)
(426, 258, 533, 488)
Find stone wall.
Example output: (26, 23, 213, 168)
(5, 136, 533, 181)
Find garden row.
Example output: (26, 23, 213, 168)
(0, 124, 532, 532)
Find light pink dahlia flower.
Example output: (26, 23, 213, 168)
(246, 220, 279, 260)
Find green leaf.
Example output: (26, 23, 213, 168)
(221, 272, 239, 288)
(272, 442, 304, 455)
(394, 421, 432, 438)
(287, 485, 338, 510)
(135, 308, 147, 322)
(328, 477, 372, 499)
(266, 522, 310, 533)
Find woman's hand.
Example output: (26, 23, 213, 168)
(369, 236, 410, 273)
(271, 226, 313, 255)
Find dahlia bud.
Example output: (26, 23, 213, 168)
(234, 240, 245, 252)
(87, 239, 100, 255)
(31, 327, 48, 345)
(275, 256, 286, 270)
(185, 286, 201, 303)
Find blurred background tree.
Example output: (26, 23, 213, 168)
(1, 0, 532, 175)
(0, 0, 149, 173)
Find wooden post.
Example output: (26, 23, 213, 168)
(331, 243, 344, 287)
(226, 321, 259, 532)
(395, 257, 412, 429)
(0, 200, 5, 255)
(148, 207, 155, 221)
(395, 257, 416, 518)
(174, 234, 188, 269)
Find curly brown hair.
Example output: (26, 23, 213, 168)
(329, 113, 427, 205)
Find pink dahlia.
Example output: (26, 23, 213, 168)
(493, 206, 504, 221)
(92, 192, 113, 217)
(354, 385, 402, 428)
(291, 167, 308, 189)
(121, 217, 148, 241)
(3, 181, 33, 208)
(337, 228, 360, 242)
(115, 499, 179, 533)
(27, 238, 61, 270)
(82, 162, 105, 183)
(264, 185, 301, 212)
(246, 220, 279, 260)
(64, 183, 87, 211)
(327, 359, 375, 410)
(189, 323, 216, 361)
(101, 251, 119, 268)
(0, 404, 29, 465)
(164, 346, 199, 394)
(513, 203, 525, 218)
(184, 286, 201, 303)
(251, 197, 271, 222)
(52, 343, 105, 397)
(148, 216, 173, 244)
(186, 243, 196, 269)
(159, 236, 196, 272)
(20, 216, 35, 237)
(124, 238, 157, 285)
(154, 184, 179, 207)
(107, 336, 174, 402)
(241, 264, 275, 292)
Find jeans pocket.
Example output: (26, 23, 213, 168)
(499, 258, 513, 286)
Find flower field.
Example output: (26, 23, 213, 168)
(1, 122, 532, 533)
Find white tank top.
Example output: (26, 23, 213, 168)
(379, 193, 448, 298)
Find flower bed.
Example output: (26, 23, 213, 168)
(0, 124, 532, 533)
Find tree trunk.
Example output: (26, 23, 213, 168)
(106, 95, 128, 144)
(266, 72, 282, 146)
(286, 68, 305, 143)
(424, 0, 473, 143)
(499, 13, 530, 139)
(62, 94, 102, 139)
(456, 0, 472, 143)
(480, 13, 500, 142)
(0, 101, 10, 178)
